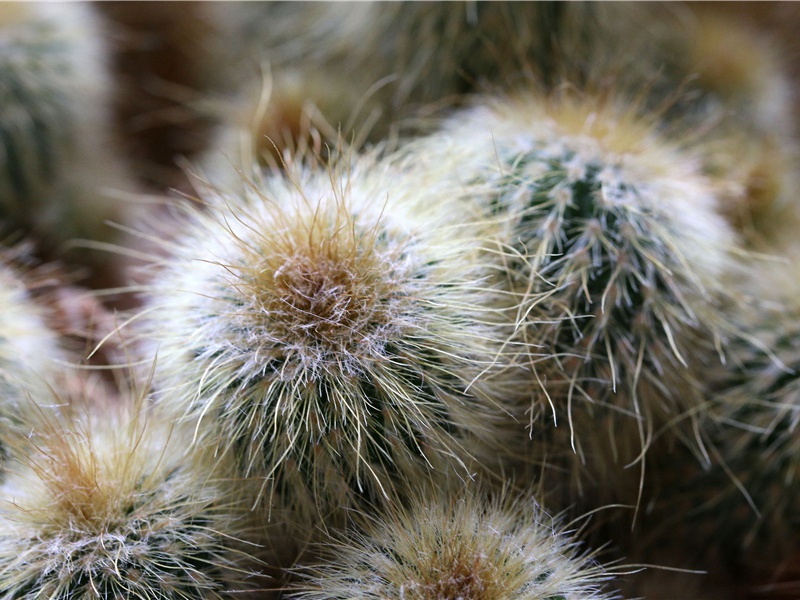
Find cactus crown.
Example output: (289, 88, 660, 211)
(0, 401, 255, 599)
(138, 159, 526, 514)
(290, 483, 620, 600)
(222, 191, 416, 380)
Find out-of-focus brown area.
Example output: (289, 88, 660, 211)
(96, 2, 221, 192)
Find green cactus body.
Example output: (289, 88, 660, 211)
(496, 148, 716, 410)
(289, 481, 624, 600)
(396, 95, 742, 509)
(0, 14, 73, 214)
(0, 400, 262, 599)
(135, 156, 529, 518)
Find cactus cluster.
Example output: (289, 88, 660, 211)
(0, 2, 799, 599)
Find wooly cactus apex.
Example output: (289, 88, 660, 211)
(0, 392, 265, 599)
(133, 154, 532, 520)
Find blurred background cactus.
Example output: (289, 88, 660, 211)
(0, 2, 797, 599)
(0, 4, 139, 283)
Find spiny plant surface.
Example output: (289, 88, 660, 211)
(207, 2, 601, 143)
(0, 395, 262, 599)
(653, 301, 800, 562)
(289, 481, 624, 600)
(0, 5, 72, 215)
(202, 1, 692, 190)
(0, 255, 65, 387)
(0, 250, 68, 470)
(643, 8, 796, 235)
(135, 155, 531, 517)
(395, 93, 743, 509)
(201, 1, 796, 255)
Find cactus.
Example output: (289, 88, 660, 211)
(207, 2, 588, 122)
(604, 249, 800, 599)
(0, 387, 265, 599)
(0, 3, 137, 271)
(133, 154, 530, 519)
(0, 245, 70, 471)
(289, 480, 624, 600)
(394, 92, 743, 511)
(640, 8, 796, 237)
(0, 3, 793, 598)
(646, 302, 800, 563)
(199, 1, 636, 180)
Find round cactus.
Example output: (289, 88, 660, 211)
(0, 390, 265, 599)
(0, 246, 70, 470)
(642, 8, 796, 236)
(609, 248, 800, 598)
(133, 154, 530, 518)
(396, 92, 743, 510)
(288, 480, 625, 600)
(0, 3, 137, 272)
(652, 305, 800, 561)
